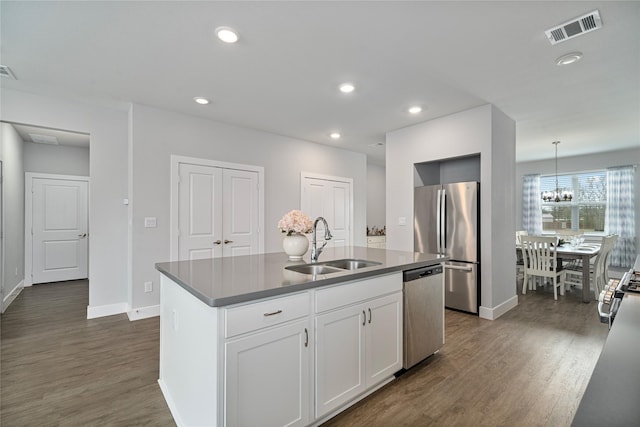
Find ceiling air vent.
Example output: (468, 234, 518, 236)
(0, 65, 17, 79)
(545, 10, 602, 45)
(29, 133, 59, 145)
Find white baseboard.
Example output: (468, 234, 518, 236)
(158, 379, 183, 427)
(479, 295, 519, 320)
(2, 280, 24, 313)
(127, 304, 160, 321)
(86, 302, 129, 319)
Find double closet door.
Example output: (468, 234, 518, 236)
(301, 175, 352, 249)
(177, 162, 260, 261)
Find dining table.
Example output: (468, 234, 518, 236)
(517, 242, 601, 303)
(555, 243, 601, 303)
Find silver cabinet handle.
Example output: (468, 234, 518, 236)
(263, 310, 282, 317)
(213, 240, 222, 245)
(362, 310, 366, 326)
(304, 328, 309, 347)
(224, 239, 233, 244)
(368, 308, 372, 324)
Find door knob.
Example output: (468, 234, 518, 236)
(213, 240, 222, 245)
(224, 240, 233, 244)
(78, 233, 87, 238)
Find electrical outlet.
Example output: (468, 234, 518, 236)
(144, 217, 157, 228)
(398, 216, 407, 226)
(144, 281, 153, 293)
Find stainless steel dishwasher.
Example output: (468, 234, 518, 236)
(403, 264, 444, 369)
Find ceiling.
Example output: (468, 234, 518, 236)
(1, 1, 638, 164)
(10, 123, 90, 148)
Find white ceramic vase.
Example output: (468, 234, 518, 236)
(282, 233, 309, 261)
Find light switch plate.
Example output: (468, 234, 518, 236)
(144, 281, 153, 293)
(144, 217, 157, 228)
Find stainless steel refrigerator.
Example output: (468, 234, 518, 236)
(414, 181, 479, 314)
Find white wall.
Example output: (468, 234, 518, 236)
(366, 163, 386, 232)
(2, 89, 129, 316)
(515, 147, 640, 251)
(386, 104, 516, 319)
(0, 123, 25, 304)
(24, 141, 90, 176)
(129, 104, 367, 310)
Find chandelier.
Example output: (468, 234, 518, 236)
(541, 141, 573, 202)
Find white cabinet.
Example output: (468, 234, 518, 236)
(159, 272, 403, 427)
(314, 273, 402, 418)
(315, 303, 366, 416)
(225, 319, 311, 427)
(365, 293, 403, 385)
(224, 292, 311, 427)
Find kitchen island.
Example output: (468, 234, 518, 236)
(156, 246, 446, 427)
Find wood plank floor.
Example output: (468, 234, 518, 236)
(0, 280, 175, 426)
(1, 280, 607, 426)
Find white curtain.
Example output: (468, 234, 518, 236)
(522, 174, 542, 235)
(605, 165, 636, 268)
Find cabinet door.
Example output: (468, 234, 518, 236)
(365, 292, 403, 387)
(225, 319, 310, 427)
(315, 304, 366, 418)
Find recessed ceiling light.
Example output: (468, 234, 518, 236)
(408, 106, 422, 114)
(216, 27, 239, 43)
(330, 132, 341, 140)
(339, 83, 355, 93)
(556, 52, 583, 66)
(193, 97, 210, 105)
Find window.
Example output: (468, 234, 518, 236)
(540, 170, 606, 233)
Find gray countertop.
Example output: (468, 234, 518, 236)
(572, 255, 640, 426)
(156, 246, 447, 307)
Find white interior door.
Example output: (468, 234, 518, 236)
(175, 158, 262, 261)
(301, 175, 352, 249)
(178, 163, 223, 261)
(222, 169, 259, 257)
(32, 177, 88, 284)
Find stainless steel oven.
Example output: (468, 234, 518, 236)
(598, 269, 638, 328)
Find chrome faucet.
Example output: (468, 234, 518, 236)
(310, 217, 333, 263)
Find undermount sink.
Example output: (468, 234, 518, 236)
(323, 259, 382, 270)
(285, 258, 382, 275)
(285, 264, 344, 275)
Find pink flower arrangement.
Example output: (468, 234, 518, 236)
(278, 210, 313, 235)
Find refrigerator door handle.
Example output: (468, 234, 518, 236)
(436, 189, 442, 254)
(444, 264, 473, 272)
(441, 189, 446, 252)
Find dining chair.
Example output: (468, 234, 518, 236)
(565, 234, 619, 298)
(520, 235, 566, 300)
(515, 231, 529, 287)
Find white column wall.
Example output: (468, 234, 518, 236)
(2, 89, 129, 315)
(386, 104, 516, 319)
(0, 123, 25, 305)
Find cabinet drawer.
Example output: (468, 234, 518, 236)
(315, 272, 402, 313)
(367, 236, 386, 244)
(225, 292, 310, 338)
